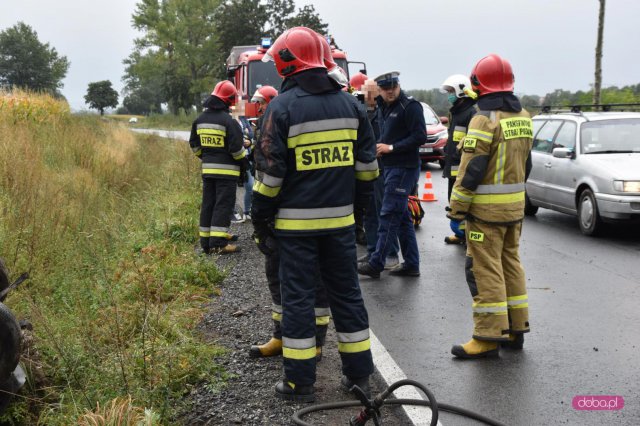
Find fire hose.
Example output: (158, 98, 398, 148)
(293, 379, 506, 426)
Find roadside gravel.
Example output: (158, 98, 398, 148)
(180, 195, 408, 425)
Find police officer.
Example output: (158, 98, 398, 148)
(357, 71, 426, 278)
(252, 26, 378, 402)
(189, 80, 247, 254)
(447, 54, 533, 358)
(440, 74, 477, 244)
(249, 85, 330, 361)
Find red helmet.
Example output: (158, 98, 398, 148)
(263, 27, 326, 77)
(469, 54, 514, 96)
(317, 34, 336, 70)
(349, 72, 368, 91)
(212, 80, 237, 106)
(251, 85, 278, 105)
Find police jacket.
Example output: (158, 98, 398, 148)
(449, 93, 533, 224)
(252, 69, 379, 236)
(443, 97, 477, 179)
(189, 96, 246, 180)
(376, 91, 427, 168)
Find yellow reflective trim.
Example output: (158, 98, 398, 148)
(452, 189, 473, 203)
(287, 129, 357, 148)
(453, 130, 466, 142)
(197, 128, 226, 137)
(315, 316, 331, 326)
(509, 303, 529, 309)
(451, 170, 459, 176)
(210, 231, 230, 238)
(468, 231, 484, 243)
(338, 338, 371, 354)
(272, 312, 282, 321)
(473, 192, 525, 204)
(355, 169, 379, 181)
(474, 302, 507, 307)
(253, 180, 280, 197)
(494, 142, 506, 185)
(194, 149, 202, 157)
(500, 117, 533, 140)
(232, 150, 247, 160)
(202, 168, 240, 176)
(508, 295, 528, 301)
(295, 142, 353, 171)
(283, 347, 317, 360)
(463, 137, 477, 151)
(275, 214, 354, 231)
(199, 231, 209, 237)
(467, 129, 493, 142)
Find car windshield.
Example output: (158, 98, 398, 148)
(422, 104, 440, 125)
(248, 60, 282, 94)
(581, 118, 640, 154)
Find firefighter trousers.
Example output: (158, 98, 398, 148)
(199, 177, 236, 251)
(264, 248, 329, 344)
(279, 231, 373, 386)
(465, 220, 530, 340)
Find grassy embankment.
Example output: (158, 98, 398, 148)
(0, 90, 227, 425)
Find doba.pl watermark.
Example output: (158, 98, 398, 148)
(572, 395, 624, 411)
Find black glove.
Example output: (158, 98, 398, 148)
(238, 157, 250, 187)
(252, 219, 277, 255)
(445, 206, 466, 222)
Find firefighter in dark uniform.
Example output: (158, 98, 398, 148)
(252, 26, 378, 402)
(249, 85, 330, 360)
(189, 80, 247, 254)
(440, 74, 477, 244)
(357, 71, 426, 278)
(447, 54, 533, 358)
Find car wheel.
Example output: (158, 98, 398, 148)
(524, 193, 538, 216)
(577, 188, 603, 236)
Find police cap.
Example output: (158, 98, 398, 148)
(374, 71, 400, 88)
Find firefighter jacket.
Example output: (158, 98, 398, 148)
(375, 91, 427, 168)
(443, 98, 477, 179)
(449, 100, 533, 224)
(189, 96, 246, 180)
(252, 71, 379, 235)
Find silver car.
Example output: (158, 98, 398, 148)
(525, 111, 640, 235)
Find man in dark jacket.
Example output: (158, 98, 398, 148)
(440, 74, 477, 244)
(189, 80, 246, 254)
(252, 27, 378, 402)
(357, 71, 427, 278)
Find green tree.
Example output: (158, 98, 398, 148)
(285, 4, 328, 35)
(84, 80, 119, 115)
(0, 22, 69, 93)
(130, 0, 221, 113)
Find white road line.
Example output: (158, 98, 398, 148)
(370, 330, 443, 426)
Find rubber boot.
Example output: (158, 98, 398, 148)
(451, 338, 499, 359)
(444, 235, 465, 245)
(275, 380, 315, 402)
(210, 244, 241, 255)
(341, 375, 371, 399)
(501, 333, 524, 350)
(249, 337, 282, 358)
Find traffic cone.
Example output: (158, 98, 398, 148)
(421, 171, 437, 202)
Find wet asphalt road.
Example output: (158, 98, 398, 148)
(359, 165, 640, 426)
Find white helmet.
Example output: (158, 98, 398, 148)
(440, 74, 473, 98)
(328, 66, 349, 88)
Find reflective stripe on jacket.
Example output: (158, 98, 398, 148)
(253, 81, 378, 235)
(189, 108, 245, 179)
(450, 109, 533, 223)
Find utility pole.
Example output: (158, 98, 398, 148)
(593, 0, 605, 107)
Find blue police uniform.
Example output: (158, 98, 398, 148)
(252, 70, 378, 386)
(368, 87, 426, 273)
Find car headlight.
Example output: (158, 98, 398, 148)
(435, 130, 448, 141)
(613, 180, 640, 192)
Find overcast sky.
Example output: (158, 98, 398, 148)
(2, 0, 639, 111)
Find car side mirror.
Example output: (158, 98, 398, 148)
(440, 116, 449, 125)
(552, 147, 574, 159)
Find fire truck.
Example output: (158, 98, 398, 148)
(226, 37, 365, 116)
